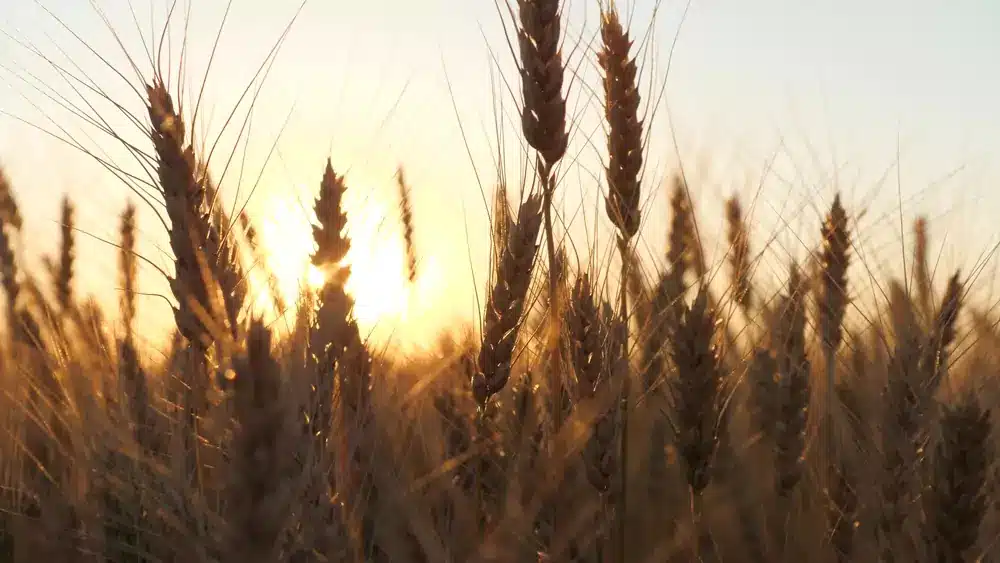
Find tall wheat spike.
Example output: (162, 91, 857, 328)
(640, 180, 692, 396)
(309, 159, 374, 560)
(118, 203, 138, 335)
(669, 286, 723, 559)
(773, 264, 810, 500)
(55, 195, 75, 314)
(473, 194, 544, 405)
(514, 0, 569, 341)
(396, 166, 418, 283)
(725, 196, 753, 313)
(146, 80, 220, 366)
(567, 274, 614, 494)
(0, 166, 23, 231)
(599, 6, 644, 561)
(116, 201, 155, 457)
(923, 272, 963, 394)
(913, 217, 932, 322)
(146, 79, 220, 497)
(818, 194, 850, 491)
(0, 215, 19, 339)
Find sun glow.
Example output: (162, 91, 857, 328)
(255, 190, 436, 341)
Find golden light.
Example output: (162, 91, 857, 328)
(255, 190, 418, 336)
(257, 198, 322, 310)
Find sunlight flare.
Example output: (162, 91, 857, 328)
(256, 190, 418, 334)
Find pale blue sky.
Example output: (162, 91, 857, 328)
(1, 0, 999, 347)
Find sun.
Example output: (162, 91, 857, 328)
(255, 193, 413, 332)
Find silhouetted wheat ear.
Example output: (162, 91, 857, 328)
(308, 159, 362, 446)
(516, 0, 568, 171)
(913, 216, 932, 320)
(773, 264, 810, 499)
(725, 196, 753, 312)
(642, 276, 673, 393)
(119, 202, 137, 334)
(312, 159, 351, 272)
(566, 274, 614, 492)
(927, 395, 991, 563)
(473, 194, 544, 405)
(819, 193, 850, 355)
(0, 166, 23, 231)
(55, 195, 75, 314)
(924, 271, 963, 393)
(146, 80, 220, 362)
(599, 6, 642, 242)
(0, 167, 22, 339)
(0, 213, 19, 338)
(669, 286, 723, 495)
(639, 181, 691, 393)
(396, 166, 418, 283)
(116, 200, 155, 453)
(666, 174, 691, 290)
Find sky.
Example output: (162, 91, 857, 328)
(1, 0, 999, 351)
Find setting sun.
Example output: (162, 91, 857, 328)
(255, 189, 420, 335)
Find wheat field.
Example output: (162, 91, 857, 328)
(0, 2, 997, 562)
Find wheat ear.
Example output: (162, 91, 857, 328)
(116, 202, 156, 454)
(55, 195, 75, 314)
(923, 272, 963, 394)
(913, 216, 932, 321)
(926, 394, 991, 563)
(774, 264, 810, 499)
(725, 196, 753, 313)
(473, 194, 544, 405)
(146, 80, 221, 365)
(396, 166, 418, 283)
(566, 274, 614, 493)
